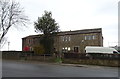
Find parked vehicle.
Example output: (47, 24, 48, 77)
(85, 46, 119, 54)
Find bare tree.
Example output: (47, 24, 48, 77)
(0, 0, 29, 47)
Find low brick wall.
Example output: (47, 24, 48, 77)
(64, 53, 120, 60)
(2, 51, 120, 67)
(63, 53, 120, 67)
(62, 59, 119, 67)
(2, 51, 55, 62)
(26, 56, 55, 62)
(2, 51, 34, 60)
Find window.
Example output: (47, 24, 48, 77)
(27, 39, 30, 44)
(93, 35, 95, 40)
(65, 36, 68, 41)
(85, 35, 89, 40)
(88, 35, 91, 40)
(61, 36, 71, 42)
(68, 36, 71, 41)
(62, 36, 64, 41)
(65, 47, 67, 50)
(68, 47, 71, 51)
(74, 47, 79, 53)
(85, 36, 87, 40)
(30, 47, 33, 51)
(85, 35, 96, 40)
(62, 36, 65, 41)
(30, 39, 33, 44)
(61, 36, 70, 42)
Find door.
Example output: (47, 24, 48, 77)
(74, 47, 79, 53)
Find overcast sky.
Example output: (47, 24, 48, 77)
(1, 0, 119, 51)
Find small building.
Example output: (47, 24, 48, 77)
(22, 28, 103, 53)
(22, 35, 42, 51)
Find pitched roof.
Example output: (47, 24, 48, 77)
(22, 34, 43, 39)
(22, 28, 102, 38)
(57, 28, 102, 36)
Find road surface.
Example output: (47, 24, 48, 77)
(2, 60, 119, 77)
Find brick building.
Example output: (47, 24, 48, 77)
(22, 28, 103, 53)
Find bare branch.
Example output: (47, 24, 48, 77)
(0, 0, 29, 45)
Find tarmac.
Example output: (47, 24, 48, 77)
(2, 59, 118, 68)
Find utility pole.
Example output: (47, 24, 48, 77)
(8, 42, 10, 51)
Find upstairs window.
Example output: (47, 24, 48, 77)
(62, 36, 65, 41)
(65, 36, 68, 41)
(85, 35, 96, 40)
(68, 36, 71, 41)
(61, 36, 71, 42)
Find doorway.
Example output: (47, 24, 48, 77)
(74, 47, 79, 53)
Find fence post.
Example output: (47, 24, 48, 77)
(44, 54, 45, 61)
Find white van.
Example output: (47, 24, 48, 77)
(85, 46, 119, 54)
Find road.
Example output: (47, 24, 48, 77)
(2, 60, 119, 77)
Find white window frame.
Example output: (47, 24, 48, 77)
(69, 36, 71, 41)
